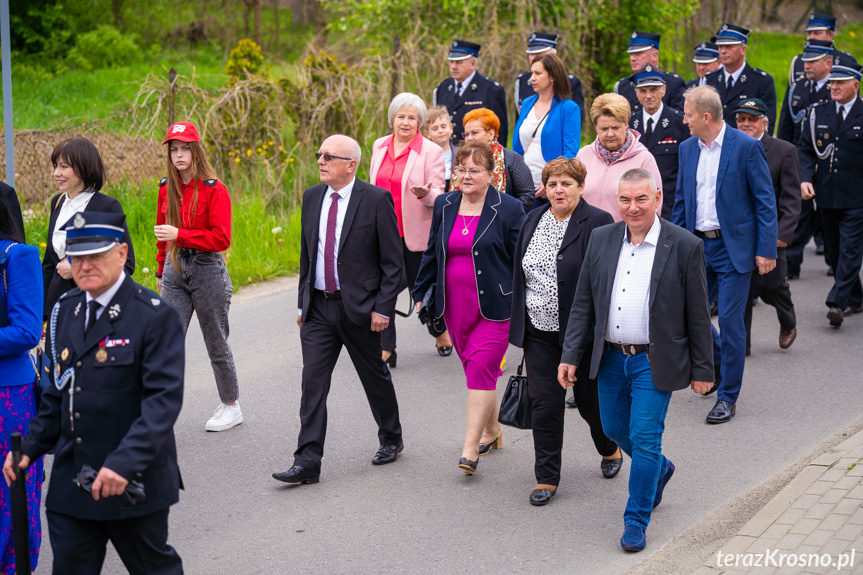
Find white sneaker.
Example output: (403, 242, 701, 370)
(205, 402, 243, 432)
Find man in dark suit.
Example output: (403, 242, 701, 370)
(798, 62, 863, 327)
(704, 24, 777, 133)
(787, 13, 854, 87)
(558, 168, 713, 552)
(627, 65, 689, 220)
(433, 40, 508, 145)
(5, 211, 185, 574)
(673, 85, 777, 424)
(735, 99, 801, 352)
(273, 135, 405, 486)
(0, 181, 24, 241)
(686, 41, 720, 89)
(514, 32, 585, 124)
(613, 31, 686, 112)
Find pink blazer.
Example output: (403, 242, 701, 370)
(369, 135, 446, 252)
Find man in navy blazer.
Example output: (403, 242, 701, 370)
(673, 85, 778, 424)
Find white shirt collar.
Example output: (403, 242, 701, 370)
(722, 61, 746, 83)
(698, 121, 727, 151)
(624, 214, 662, 247)
(643, 103, 664, 129)
(327, 177, 356, 199)
(456, 71, 477, 92)
(85, 270, 126, 308)
(756, 131, 765, 141)
(65, 190, 95, 210)
(814, 76, 829, 92)
(837, 100, 855, 117)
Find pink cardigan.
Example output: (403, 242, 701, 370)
(370, 134, 446, 252)
(576, 129, 663, 222)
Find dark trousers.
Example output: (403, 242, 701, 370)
(744, 247, 796, 348)
(820, 207, 863, 310)
(523, 322, 617, 486)
(294, 291, 403, 472)
(381, 239, 445, 352)
(47, 508, 182, 575)
(787, 198, 826, 275)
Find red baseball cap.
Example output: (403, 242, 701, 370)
(162, 121, 201, 145)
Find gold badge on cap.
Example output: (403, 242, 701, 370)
(61, 348, 69, 361)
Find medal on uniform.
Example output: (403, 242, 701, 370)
(61, 348, 69, 361)
(817, 140, 823, 147)
(95, 337, 108, 363)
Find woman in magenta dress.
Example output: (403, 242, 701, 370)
(413, 142, 525, 474)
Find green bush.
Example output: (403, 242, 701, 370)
(66, 25, 142, 71)
(225, 39, 268, 80)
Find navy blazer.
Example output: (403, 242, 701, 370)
(509, 199, 613, 348)
(0, 241, 43, 386)
(413, 186, 525, 322)
(561, 219, 714, 392)
(672, 124, 778, 273)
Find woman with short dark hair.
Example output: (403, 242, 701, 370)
(413, 141, 525, 475)
(42, 137, 135, 318)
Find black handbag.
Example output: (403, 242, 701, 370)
(417, 284, 445, 332)
(498, 356, 532, 429)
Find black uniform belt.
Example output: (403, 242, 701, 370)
(317, 289, 341, 300)
(178, 248, 205, 257)
(695, 229, 722, 239)
(607, 342, 649, 356)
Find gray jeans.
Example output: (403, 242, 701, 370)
(161, 251, 239, 403)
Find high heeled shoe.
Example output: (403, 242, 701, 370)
(477, 431, 503, 456)
(383, 350, 397, 368)
(458, 457, 478, 475)
(436, 345, 453, 357)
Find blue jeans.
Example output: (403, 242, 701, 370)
(597, 347, 672, 530)
(703, 236, 752, 403)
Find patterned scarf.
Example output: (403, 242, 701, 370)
(451, 140, 507, 193)
(595, 129, 634, 166)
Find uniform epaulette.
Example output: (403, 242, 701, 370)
(670, 108, 684, 117)
(58, 287, 82, 301)
(669, 72, 681, 79)
(752, 68, 768, 76)
(134, 286, 165, 309)
(493, 80, 500, 87)
(159, 177, 167, 186)
(568, 73, 575, 79)
(203, 179, 218, 186)
(517, 71, 528, 78)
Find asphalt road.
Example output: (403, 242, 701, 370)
(36, 245, 862, 574)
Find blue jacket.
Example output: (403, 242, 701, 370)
(672, 124, 778, 273)
(512, 96, 581, 161)
(412, 186, 525, 322)
(0, 241, 43, 386)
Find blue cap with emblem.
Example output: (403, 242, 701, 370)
(630, 64, 666, 87)
(64, 211, 126, 256)
(526, 32, 558, 54)
(448, 40, 481, 61)
(828, 59, 863, 82)
(692, 41, 719, 63)
(801, 39, 835, 62)
(806, 13, 836, 32)
(627, 31, 660, 53)
(716, 23, 750, 45)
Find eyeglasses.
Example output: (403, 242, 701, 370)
(69, 247, 115, 266)
(453, 168, 488, 178)
(315, 152, 353, 162)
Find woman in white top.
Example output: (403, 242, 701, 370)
(42, 137, 135, 318)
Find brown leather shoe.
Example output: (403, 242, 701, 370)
(779, 327, 797, 349)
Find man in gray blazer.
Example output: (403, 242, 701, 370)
(558, 168, 714, 552)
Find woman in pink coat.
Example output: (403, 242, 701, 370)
(370, 92, 452, 365)
(576, 93, 662, 222)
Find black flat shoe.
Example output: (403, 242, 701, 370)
(827, 306, 845, 327)
(565, 395, 577, 408)
(477, 431, 503, 456)
(372, 439, 404, 465)
(436, 345, 453, 357)
(458, 457, 477, 475)
(530, 486, 557, 506)
(384, 350, 397, 368)
(706, 400, 736, 424)
(601, 457, 623, 478)
(272, 465, 319, 485)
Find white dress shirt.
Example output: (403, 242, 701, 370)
(812, 76, 829, 93)
(721, 61, 746, 88)
(314, 178, 355, 292)
(443, 149, 453, 181)
(53, 190, 95, 259)
(836, 100, 854, 121)
(695, 121, 727, 231)
(606, 217, 661, 345)
(519, 106, 547, 187)
(642, 103, 664, 137)
(85, 271, 126, 330)
(455, 71, 477, 97)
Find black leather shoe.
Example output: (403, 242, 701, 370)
(530, 486, 557, 506)
(478, 431, 503, 456)
(458, 457, 478, 475)
(436, 345, 453, 357)
(816, 246, 825, 255)
(372, 440, 404, 465)
(706, 400, 736, 424)
(601, 456, 623, 478)
(786, 272, 799, 280)
(565, 395, 577, 408)
(843, 305, 863, 315)
(272, 465, 319, 485)
(827, 306, 845, 327)
(384, 350, 397, 368)
(827, 267, 834, 276)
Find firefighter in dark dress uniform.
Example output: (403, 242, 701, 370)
(686, 41, 720, 89)
(514, 32, 585, 124)
(432, 40, 509, 145)
(4, 211, 185, 575)
(613, 31, 686, 111)
(787, 13, 854, 87)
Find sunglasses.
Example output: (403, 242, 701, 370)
(315, 152, 353, 162)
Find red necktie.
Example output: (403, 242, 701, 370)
(324, 192, 341, 293)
